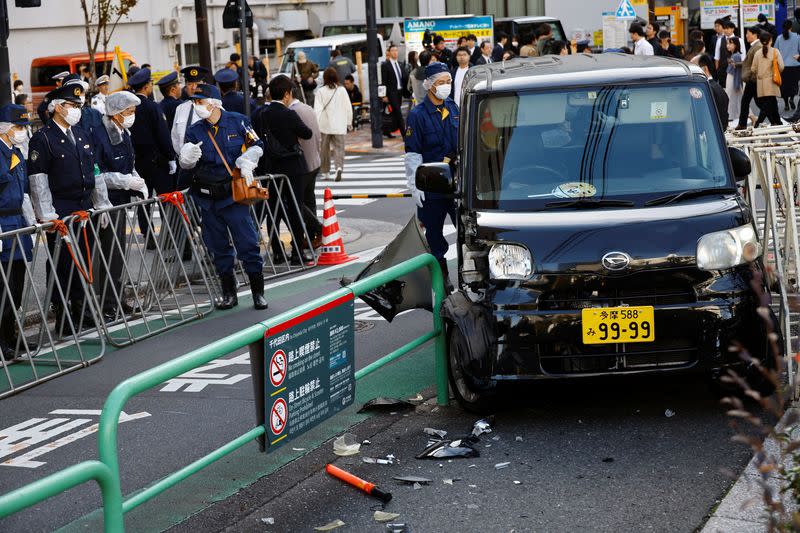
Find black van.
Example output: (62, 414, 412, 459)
(416, 54, 775, 410)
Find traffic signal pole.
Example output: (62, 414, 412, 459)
(0, 0, 11, 105)
(195, 0, 213, 71)
(365, 0, 383, 148)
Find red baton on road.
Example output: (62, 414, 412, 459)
(325, 463, 392, 503)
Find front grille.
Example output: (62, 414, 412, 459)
(538, 347, 697, 375)
(538, 287, 696, 311)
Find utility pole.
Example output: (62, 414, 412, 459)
(0, 0, 10, 106)
(365, 0, 382, 148)
(195, 0, 212, 71)
(238, 0, 250, 117)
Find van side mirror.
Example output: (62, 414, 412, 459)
(415, 163, 454, 194)
(729, 146, 751, 180)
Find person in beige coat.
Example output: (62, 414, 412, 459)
(314, 67, 352, 182)
(752, 31, 785, 126)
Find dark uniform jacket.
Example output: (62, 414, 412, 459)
(128, 93, 175, 193)
(159, 96, 182, 130)
(404, 95, 459, 200)
(27, 121, 95, 216)
(0, 140, 33, 262)
(91, 116, 137, 206)
(221, 91, 256, 116)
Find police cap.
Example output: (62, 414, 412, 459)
(0, 104, 32, 125)
(45, 83, 85, 104)
(96, 74, 110, 86)
(213, 68, 238, 84)
(128, 68, 152, 90)
(190, 83, 221, 100)
(51, 71, 70, 81)
(156, 71, 178, 87)
(181, 65, 209, 82)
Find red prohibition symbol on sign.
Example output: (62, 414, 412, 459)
(270, 398, 288, 435)
(269, 349, 287, 387)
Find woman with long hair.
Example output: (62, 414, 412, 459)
(776, 19, 800, 110)
(686, 40, 706, 64)
(314, 67, 352, 182)
(725, 37, 744, 125)
(752, 32, 785, 126)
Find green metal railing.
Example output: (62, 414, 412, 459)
(0, 254, 447, 532)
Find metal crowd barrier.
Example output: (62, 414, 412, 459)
(728, 124, 800, 397)
(0, 253, 447, 532)
(0, 218, 105, 399)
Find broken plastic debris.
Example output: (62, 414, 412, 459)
(261, 517, 275, 525)
(363, 455, 395, 465)
(423, 427, 448, 439)
(515, 436, 523, 442)
(385, 523, 413, 533)
(374, 511, 401, 522)
(333, 433, 361, 456)
(471, 416, 495, 438)
(408, 393, 424, 402)
(466, 504, 479, 509)
(665, 409, 676, 418)
(412, 482, 422, 490)
(513, 480, 521, 485)
(494, 462, 511, 470)
(359, 397, 415, 413)
(416, 439, 479, 459)
(602, 457, 614, 463)
(491, 436, 500, 441)
(468, 464, 477, 468)
(314, 519, 345, 531)
(362, 439, 372, 446)
(443, 478, 454, 485)
(392, 475, 432, 484)
(469, 484, 477, 488)
(292, 447, 306, 451)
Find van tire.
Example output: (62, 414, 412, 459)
(448, 327, 496, 413)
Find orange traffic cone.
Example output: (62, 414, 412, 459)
(317, 188, 357, 265)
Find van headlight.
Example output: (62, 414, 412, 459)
(488, 243, 533, 280)
(696, 225, 761, 270)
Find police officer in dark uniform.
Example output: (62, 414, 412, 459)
(172, 66, 210, 155)
(178, 84, 267, 310)
(157, 71, 182, 130)
(27, 83, 113, 328)
(37, 71, 69, 123)
(404, 62, 459, 291)
(0, 104, 35, 359)
(60, 75, 104, 136)
(128, 68, 177, 194)
(90, 91, 147, 317)
(214, 68, 256, 115)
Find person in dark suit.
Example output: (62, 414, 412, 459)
(698, 54, 730, 128)
(157, 71, 182, 130)
(252, 75, 320, 263)
(466, 34, 480, 65)
(476, 41, 494, 65)
(492, 32, 508, 62)
(380, 43, 410, 138)
(127, 68, 176, 194)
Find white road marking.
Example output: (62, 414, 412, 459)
(159, 353, 251, 393)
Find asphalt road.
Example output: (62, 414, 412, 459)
(0, 152, 757, 532)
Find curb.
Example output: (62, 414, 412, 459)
(701, 406, 799, 532)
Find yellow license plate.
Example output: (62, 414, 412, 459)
(581, 306, 655, 344)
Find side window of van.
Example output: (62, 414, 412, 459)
(31, 65, 70, 86)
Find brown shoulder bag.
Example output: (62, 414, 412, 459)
(206, 130, 269, 205)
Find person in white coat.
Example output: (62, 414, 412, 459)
(314, 67, 352, 182)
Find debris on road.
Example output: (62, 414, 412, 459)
(333, 433, 361, 456)
(292, 447, 306, 451)
(494, 462, 511, 470)
(665, 409, 676, 418)
(423, 427, 448, 438)
(602, 457, 615, 463)
(385, 522, 413, 532)
(515, 436, 523, 442)
(412, 482, 422, 490)
(260, 517, 275, 525)
(314, 519, 346, 531)
(363, 455, 396, 465)
(443, 478, 454, 485)
(513, 480, 522, 485)
(407, 393, 424, 402)
(326, 464, 393, 502)
(392, 475, 432, 485)
(416, 438, 479, 459)
(359, 397, 416, 413)
(471, 416, 495, 438)
(374, 511, 401, 522)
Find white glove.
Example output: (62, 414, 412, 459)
(169, 160, 177, 175)
(412, 188, 425, 209)
(127, 174, 146, 191)
(22, 195, 35, 226)
(98, 212, 110, 230)
(179, 141, 203, 169)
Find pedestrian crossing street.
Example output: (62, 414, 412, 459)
(313, 154, 406, 216)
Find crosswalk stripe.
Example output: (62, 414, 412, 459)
(315, 181, 407, 188)
(315, 187, 409, 195)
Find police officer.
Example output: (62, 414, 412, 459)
(37, 71, 69, 123)
(157, 71, 182, 130)
(171, 66, 210, 154)
(91, 74, 111, 115)
(404, 62, 458, 291)
(214, 68, 256, 116)
(62, 76, 103, 136)
(127, 68, 177, 194)
(178, 84, 267, 310)
(90, 91, 147, 317)
(27, 83, 113, 328)
(0, 104, 35, 360)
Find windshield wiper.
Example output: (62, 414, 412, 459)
(644, 187, 738, 207)
(543, 198, 635, 209)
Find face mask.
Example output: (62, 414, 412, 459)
(63, 107, 82, 126)
(10, 129, 26, 145)
(434, 84, 451, 100)
(122, 114, 136, 129)
(512, 41, 519, 47)
(194, 103, 212, 119)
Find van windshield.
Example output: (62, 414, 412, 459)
(471, 83, 732, 210)
(280, 47, 331, 73)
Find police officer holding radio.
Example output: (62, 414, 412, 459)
(0, 104, 35, 360)
(178, 83, 267, 311)
(27, 83, 113, 328)
(404, 62, 459, 291)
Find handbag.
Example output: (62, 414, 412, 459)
(773, 49, 782, 86)
(206, 131, 268, 206)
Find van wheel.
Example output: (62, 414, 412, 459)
(448, 327, 496, 413)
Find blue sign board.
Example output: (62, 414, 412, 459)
(404, 16, 494, 53)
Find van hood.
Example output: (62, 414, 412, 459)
(475, 197, 749, 274)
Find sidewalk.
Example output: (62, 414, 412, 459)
(345, 124, 404, 155)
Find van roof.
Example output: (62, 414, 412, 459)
(464, 53, 702, 94)
(31, 51, 130, 65)
(286, 34, 368, 48)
